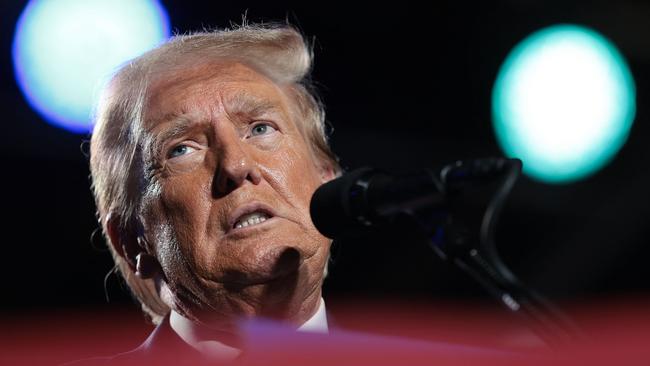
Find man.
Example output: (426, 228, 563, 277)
(88, 23, 341, 363)
(85, 23, 521, 366)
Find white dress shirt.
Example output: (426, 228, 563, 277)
(169, 298, 328, 361)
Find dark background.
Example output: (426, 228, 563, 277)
(1, 0, 649, 318)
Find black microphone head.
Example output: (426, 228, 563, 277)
(310, 167, 375, 239)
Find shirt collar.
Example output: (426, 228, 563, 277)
(169, 298, 328, 360)
(297, 297, 328, 333)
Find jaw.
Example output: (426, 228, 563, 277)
(162, 256, 325, 332)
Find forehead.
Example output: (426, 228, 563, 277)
(144, 61, 290, 127)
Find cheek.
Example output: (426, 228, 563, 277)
(272, 147, 323, 204)
(158, 169, 214, 259)
(139, 180, 207, 294)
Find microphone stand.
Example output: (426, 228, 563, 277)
(423, 158, 582, 348)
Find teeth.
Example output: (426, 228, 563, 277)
(234, 212, 269, 229)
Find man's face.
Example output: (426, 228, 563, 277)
(141, 62, 332, 327)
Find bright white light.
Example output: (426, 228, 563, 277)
(492, 25, 636, 183)
(12, 0, 170, 133)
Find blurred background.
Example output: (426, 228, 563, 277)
(1, 0, 649, 335)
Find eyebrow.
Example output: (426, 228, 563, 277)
(225, 93, 279, 118)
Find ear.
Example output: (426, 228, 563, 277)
(105, 213, 161, 279)
(106, 212, 139, 272)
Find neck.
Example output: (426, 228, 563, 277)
(169, 297, 328, 360)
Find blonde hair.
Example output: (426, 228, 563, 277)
(90, 24, 340, 324)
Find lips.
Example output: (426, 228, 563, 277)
(228, 202, 276, 231)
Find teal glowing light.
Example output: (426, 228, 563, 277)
(12, 0, 170, 133)
(492, 25, 636, 183)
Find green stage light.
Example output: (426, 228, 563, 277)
(492, 25, 635, 183)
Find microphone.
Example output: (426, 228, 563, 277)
(309, 158, 515, 239)
(310, 158, 584, 345)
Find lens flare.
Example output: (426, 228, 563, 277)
(492, 25, 635, 183)
(12, 0, 170, 133)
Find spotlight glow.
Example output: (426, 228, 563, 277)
(492, 25, 636, 183)
(12, 0, 170, 133)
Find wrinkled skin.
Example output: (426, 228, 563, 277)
(139, 62, 333, 332)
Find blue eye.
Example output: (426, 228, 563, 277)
(168, 144, 195, 158)
(251, 123, 276, 136)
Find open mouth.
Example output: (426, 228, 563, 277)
(228, 202, 277, 232)
(233, 211, 271, 229)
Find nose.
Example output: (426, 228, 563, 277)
(213, 129, 262, 196)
